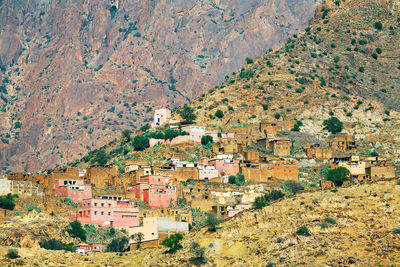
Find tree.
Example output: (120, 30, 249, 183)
(228, 175, 236, 185)
(296, 226, 311, 236)
(253, 196, 267, 209)
(132, 135, 149, 151)
(236, 173, 245, 185)
(274, 113, 281, 120)
(264, 190, 285, 202)
(180, 104, 196, 122)
(285, 182, 304, 194)
(205, 213, 221, 232)
(214, 110, 224, 119)
(162, 233, 183, 253)
(327, 167, 350, 186)
(140, 124, 151, 132)
(0, 194, 17, 210)
(67, 221, 86, 241)
(122, 129, 133, 142)
(106, 236, 129, 252)
(91, 149, 109, 165)
(323, 117, 343, 134)
(245, 57, 254, 64)
(164, 128, 180, 140)
(133, 232, 144, 249)
(373, 21, 383, 30)
(190, 242, 208, 266)
(201, 135, 213, 146)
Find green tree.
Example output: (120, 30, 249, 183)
(201, 135, 213, 146)
(140, 124, 151, 132)
(327, 167, 350, 186)
(164, 128, 180, 140)
(206, 213, 221, 232)
(285, 182, 304, 194)
(274, 113, 281, 120)
(373, 21, 383, 30)
(106, 236, 129, 252)
(236, 173, 245, 185)
(0, 194, 17, 210)
(6, 249, 20, 259)
(91, 149, 109, 165)
(296, 226, 311, 236)
(180, 104, 196, 122)
(132, 135, 149, 151)
(245, 57, 254, 64)
(323, 117, 343, 134)
(190, 242, 208, 266)
(228, 175, 236, 185)
(214, 110, 224, 119)
(162, 233, 183, 253)
(122, 129, 133, 142)
(252, 196, 268, 209)
(264, 190, 285, 202)
(67, 221, 86, 241)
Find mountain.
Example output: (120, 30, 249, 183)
(0, 0, 317, 172)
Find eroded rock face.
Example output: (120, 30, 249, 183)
(0, 0, 317, 172)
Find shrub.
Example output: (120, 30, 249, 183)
(323, 217, 337, 225)
(201, 135, 213, 146)
(285, 182, 304, 194)
(164, 128, 180, 140)
(140, 124, 150, 132)
(253, 196, 268, 209)
(132, 135, 149, 151)
(376, 48, 382, 54)
(228, 175, 236, 185)
(106, 236, 129, 252)
(206, 213, 221, 232)
(67, 221, 86, 241)
(162, 233, 183, 253)
(393, 227, 400, 234)
(274, 113, 281, 119)
(262, 104, 268, 110)
(27, 204, 42, 213)
(323, 117, 343, 134)
(359, 67, 365, 72)
(214, 110, 224, 119)
(190, 242, 208, 266)
(6, 249, 19, 259)
(296, 226, 311, 236)
(0, 193, 17, 210)
(14, 122, 22, 128)
(327, 167, 350, 186)
(180, 104, 196, 122)
(40, 238, 75, 252)
(265, 190, 285, 202)
(91, 149, 109, 165)
(239, 69, 254, 79)
(122, 129, 133, 142)
(245, 57, 254, 64)
(373, 21, 383, 30)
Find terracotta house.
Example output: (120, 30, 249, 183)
(203, 156, 240, 176)
(55, 179, 92, 204)
(74, 197, 139, 228)
(304, 144, 332, 160)
(329, 133, 357, 151)
(269, 139, 291, 157)
(181, 125, 206, 143)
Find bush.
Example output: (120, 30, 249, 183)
(91, 149, 110, 165)
(323, 117, 343, 134)
(132, 135, 149, 151)
(162, 233, 183, 253)
(40, 238, 75, 252)
(262, 104, 268, 110)
(190, 242, 208, 266)
(106, 236, 129, 252)
(245, 57, 254, 64)
(327, 167, 350, 186)
(264, 190, 285, 202)
(122, 129, 133, 142)
(296, 226, 311, 236)
(253, 196, 268, 209)
(180, 104, 196, 122)
(239, 69, 254, 79)
(323, 217, 337, 225)
(164, 128, 180, 140)
(67, 221, 86, 241)
(393, 227, 400, 234)
(285, 182, 304, 194)
(6, 249, 19, 259)
(214, 110, 224, 119)
(373, 21, 383, 30)
(206, 213, 221, 232)
(140, 124, 150, 132)
(201, 135, 213, 146)
(274, 113, 281, 120)
(228, 175, 236, 184)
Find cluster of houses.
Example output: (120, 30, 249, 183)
(0, 108, 397, 254)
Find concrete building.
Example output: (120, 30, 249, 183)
(198, 165, 219, 180)
(0, 176, 11, 195)
(76, 243, 103, 254)
(74, 197, 139, 228)
(329, 133, 357, 151)
(55, 180, 92, 204)
(304, 144, 332, 160)
(153, 108, 171, 127)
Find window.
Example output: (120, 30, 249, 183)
(101, 203, 104, 207)
(94, 211, 97, 215)
(101, 212, 104, 215)
(94, 203, 97, 206)
(108, 212, 111, 215)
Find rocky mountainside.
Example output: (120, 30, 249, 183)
(0, 0, 317, 172)
(1, 180, 399, 266)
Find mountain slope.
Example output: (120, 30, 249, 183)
(0, 0, 317, 172)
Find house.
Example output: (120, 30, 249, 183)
(128, 175, 177, 208)
(304, 144, 332, 160)
(181, 125, 206, 143)
(328, 133, 356, 151)
(241, 160, 298, 183)
(54, 180, 92, 204)
(331, 155, 366, 178)
(0, 176, 11, 195)
(76, 243, 103, 254)
(85, 165, 118, 188)
(198, 165, 219, 180)
(203, 155, 240, 176)
(259, 122, 278, 136)
(10, 180, 40, 196)
(140, 207, 192, 225)
(269, 139, 291, 157)
(366, 165, 395, 179)
(73, 197, 139, 228)
(152, 108, 171, 127)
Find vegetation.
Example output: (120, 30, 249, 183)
(122, 129, 133, 142)
(5, 249, 20, 259)
(253, 190, 285, 209)
(140, 124, 151, 132)
(206, 213, 222, 232)
(106, 236, 129, 252)
(67, 221, 86, 241)
(132, 135, 149, 151)
(285, 182, 304, 194)
(0, 193, 18, 210)
(323, 117, 343, 134)
(228, 173, 245, 186)
(296, 226, 311, 236)
(162, 233, 183, 253)
(180, 104, 196, 122)
(392, 227, 400, 234)
(245, 57, 254, 64)
(190, 242, 208, 266)
(201, 135, 213, 146)
(214, 109, 224, 118)
(40, 238, 75, 252)
(327, 167, 350, 186)
(91, 149, 110, 165)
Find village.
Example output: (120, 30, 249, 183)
(0, 107, 397, 254)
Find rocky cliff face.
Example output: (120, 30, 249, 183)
(0, 0, 317, 172)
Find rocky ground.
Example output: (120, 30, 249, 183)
(1, 179, 399, 266)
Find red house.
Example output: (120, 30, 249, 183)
(73, 196, 140, 228)
(128, 175, 177, 208)
(202, 157, 240, 176)
(55, 180, 92, 204)
(76, 243, 103, 254)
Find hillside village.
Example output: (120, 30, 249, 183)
(0, 0, 400, 265)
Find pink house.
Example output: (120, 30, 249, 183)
(55, 180, 92, 204)
(198, 166, 219, 180)
(205, 158, 240, 176)
(76, 243, 103, 254)
(128, 175, 176, 208)
(73, 196, 139, 228)
(181, 125, 206, 143)
(228, 204, 251, 217)
(152, 108, 171, 127)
